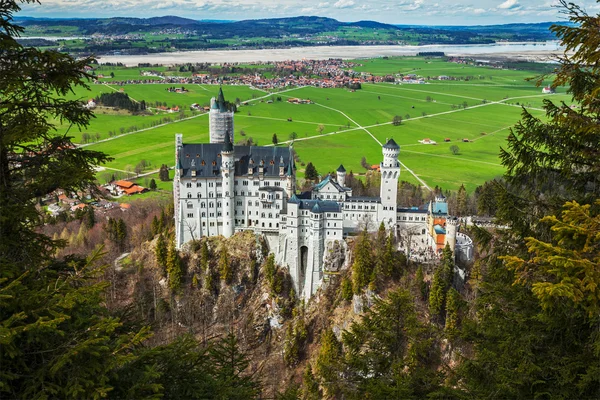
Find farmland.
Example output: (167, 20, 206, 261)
(69, 57, 570, 193)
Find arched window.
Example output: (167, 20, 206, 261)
(201, 202, 205, 208)
(269, 213, 272, 218)
(197, 193, 201, 198)
(261, 213, 265, 218)
(187, 193, 192, 198)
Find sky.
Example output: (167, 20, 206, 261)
(19, 0, 600, 25)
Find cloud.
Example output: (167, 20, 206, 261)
(333, 0, 354, 8)
(498, 0, 521, 10)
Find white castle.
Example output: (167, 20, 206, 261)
(174, 89, 473, 299)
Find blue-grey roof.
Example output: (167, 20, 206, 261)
(337, 164, 346, 173)
(297, 199, 341, 213)
(178, 143, 292, 179)
(313, 175, 345, 193)
(289, 194, 300, 203)
(347, 196, 381, 203)
(383, 138, 400, 150)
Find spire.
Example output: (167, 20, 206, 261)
(383, 138, 400, 150)
(287, 143, 294, 176)
(222, 131, 233, 153)
(337, 164, 346, 173)
(217, 86, 227, 112)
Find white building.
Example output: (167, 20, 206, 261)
(175, 89, 472, 299)
(209, 87, 234, 144)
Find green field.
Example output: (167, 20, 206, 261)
(75, 57, 572, 193)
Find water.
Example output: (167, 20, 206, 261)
(94, 41, 563, 66)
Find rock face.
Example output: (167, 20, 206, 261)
(323, 240, 347, 272)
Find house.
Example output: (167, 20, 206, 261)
(542, 86, 555, 94)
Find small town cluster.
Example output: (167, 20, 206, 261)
(174, 88, 473, 299)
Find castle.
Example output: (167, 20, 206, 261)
(174, 88, 472, 299)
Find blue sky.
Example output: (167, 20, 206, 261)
(20, 0, 600, 25)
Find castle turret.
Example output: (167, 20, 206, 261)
(380, 138, 400, 229)
(221, 132, 235, 238)
(336, 164, 346, 187)
(444, 217, 458, 253)
(285, 143, 296, 199)
(209, 87, 234, 144)
(174, 134, 183, 248)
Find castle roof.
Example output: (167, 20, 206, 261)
(296, 198, 341, 213)
(337, 164, 346, 173)
(434, 224, 446, 234)
(222, 132, 233, 153)
(430, 200, 448, 215)
(178, 143, 292, 179)
(346, 196, 381, 203)
(383, 138, 400, 150)
(313, 175, 345, 193)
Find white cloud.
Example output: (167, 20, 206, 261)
(333, 0, 355, 8)
(498, 0, 521, 10)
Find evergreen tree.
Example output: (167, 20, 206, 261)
(200, 240, 210, 272)
(166, 242, 183, 292)
(456, 184, 467, 216)
(314, 329, 342, 397)
(155, 234, 167, 274)
(301, 364, 321, 400)
(428, 266, 445, 317)
(459, 4, 600, 398)
(218, 248, 232, 283)
(263, 253, 276, 285)
(444, 288, 460, 337)
(149, 178, 157, 190)
(84, 205, 95, 229)
(151, 215, 160, 236)
(340, 276, 353, 301)
(209, 332, 261, 399)
(159, 164, 170, 181)
(272, 133, 278, 145)
(351, 229, 373, 294)
(304, 162, 318, 181)
(415, 265, 427, 300)
(340, 289, 443, 398)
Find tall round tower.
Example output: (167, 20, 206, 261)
(209, 87, 234, 144)
(380, 138, 400, 229)
(444, 217, 458, 253)
(221, 133, 235, 238)
(336, 164, 346, 187)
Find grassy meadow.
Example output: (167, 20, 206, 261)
(72, 56, 572, 193)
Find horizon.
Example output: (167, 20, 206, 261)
(19, 0, 600, 26)
(15, 14, 568, 27)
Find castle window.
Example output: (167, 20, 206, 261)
(212, 161, 217, 166)
(269, 213, 272, 218)
(243, 181, 248, 186)
(197, 193, 201, 198)
(217, 202, 221, 207)
(225, 191, 229, 197)
(186, 182, 192, 188)
(187, 203, 193, 209)
(210, 202, 214, 207)
(187, 193, 192, 198)
(196, 182, 201, 188)
(201, 202, 205, 208)
(218, 212, 222, 217)
(202, 212, 206, 217)
(217, 153, 221, 158)
(201, 160, 206, 166)
(187, 213, 193, 218)
(255, 201, 259, 206)
(203, 222, 206, 226)
(210, 213, 214, 217)
(261, 213, 265, 218)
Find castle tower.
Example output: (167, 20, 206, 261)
(380, 138, 400, 228)
(174, 134, 183, 248)
(285, 143, 296, 199)
(209, 87, 234, 144)
(221, 133, 235, 238)
(444, 217, 458, 253)
(336, 164, 346, 187)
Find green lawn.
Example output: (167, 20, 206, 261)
(70, 57, 568, 194)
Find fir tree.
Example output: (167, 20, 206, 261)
(340, 276, 353, 301)
(263, 253, 276, 285)
(218, 248, 232, 283)
(200, 240, 210, 272)
(209, 332, 261, 399)
(428, 266, 445, 317)
(314, 329, 342, 397)
(415, 265, 427, 300)
(351, 229, 373, 294)
(272, 133, 278, 145)
(301, 364, 321, 400)
(166, 242, 183, 292)
(149, 178, 157, 190)
(304, 162, 318, 181)
(151, 215, 160, 236)
(84, 205, 95, 229)
(155, 234, 167, 274)
(444, 288, 460, 337)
